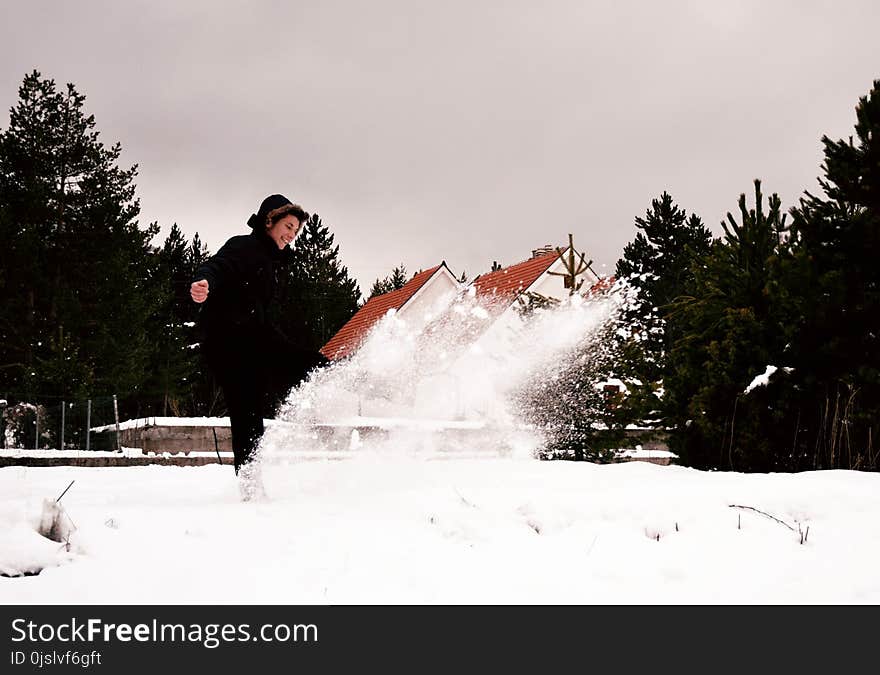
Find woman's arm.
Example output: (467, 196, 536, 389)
(190, 236, 257, 300)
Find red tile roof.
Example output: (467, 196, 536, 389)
(414, 251, 566, 358)
(472, 251, 561, 300)
(321, 265, 444, 360)
(586, 275, 616, 296)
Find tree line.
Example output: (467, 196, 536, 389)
(0, 71, 360, 422)
(1, 70, 877, 472)
(612, 79, 879, 472)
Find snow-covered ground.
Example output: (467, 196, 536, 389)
(2, 457, 878, 603)
(4, 287, 876, 604)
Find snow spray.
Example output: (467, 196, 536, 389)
(258, 280, 633, 471)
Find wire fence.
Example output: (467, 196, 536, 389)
(0, 395, 122, 451)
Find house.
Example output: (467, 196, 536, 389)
(320, 262, 461, 361)
(313, 244, 611, 428)
(321, 245, 604, 364)
(471, 247, 598, 304)
(408, 245, 607, 369)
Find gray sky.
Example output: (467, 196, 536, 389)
(2, 0, 877, 296)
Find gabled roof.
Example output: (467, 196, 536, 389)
(472, 250, 561, 300)
(412, 250, 569, 364)
(321, 264, 447, 361)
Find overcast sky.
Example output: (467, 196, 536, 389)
(1, 0, 877, 296)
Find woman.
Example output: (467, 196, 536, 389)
(191, 194, 327, 499)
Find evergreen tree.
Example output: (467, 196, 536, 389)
(183, 232, 218, 414)
(369, 277, 392, 298)
(666, 180, 791, 470)
(188, 232, 209, 273)
(392, 265, 408, 287)
(0, 71, 160, 411)
(782, 79, 880, 469)
(141, 224, 204, 415)
(616, 192, 712, 383)
(368, 264, 408, 299)
(612, 193, 711, 436)
(281, 213, 361, 349)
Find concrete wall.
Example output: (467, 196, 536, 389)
(114, 425, 232, 454)
(0, 455, 224, 468)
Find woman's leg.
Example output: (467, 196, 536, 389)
(221, 366, 265, 474)
(207, 340, 266, 474)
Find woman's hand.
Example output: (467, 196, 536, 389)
(191, 279, 209, 303)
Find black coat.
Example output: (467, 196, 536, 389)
(193, 230, 327, 398)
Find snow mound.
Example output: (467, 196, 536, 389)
(0, 500, 77, 578)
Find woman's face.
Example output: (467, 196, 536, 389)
(266, 214, 302, 249)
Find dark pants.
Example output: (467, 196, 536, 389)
(220, 366, 266, 473)
(205, 336, 270, 473)
(203, 324, 325, 472)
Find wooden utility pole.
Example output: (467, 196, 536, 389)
(548, 233, 595, 294)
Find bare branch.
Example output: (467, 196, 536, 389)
(728, 504, 796, 532)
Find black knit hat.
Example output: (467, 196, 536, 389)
(247, 194, 309, 229)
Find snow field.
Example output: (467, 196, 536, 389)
(2, 458, 878, 604)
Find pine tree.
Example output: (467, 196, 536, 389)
(657, 82, 880, 472)
(368, 264, 408, 299)
(389, 264, 407, 289)
(140, 224, 205, 416)
(783, 79, 880, 469)
(281, 213, 361, 349)
(369, 277, 393, 298)
(0, 71, 160, 410)
(181, 232, 219, 415)
(666, 180, 791, 470)
(616, 192, 712, 382)
(188, 232, 209, 271)
(612, 193, 712, 437)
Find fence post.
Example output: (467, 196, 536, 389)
(113, 394, 121, 452)
(0, 398, 6, 450)
(86, 399, 92, 452)
(61, 401, 65, 451)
